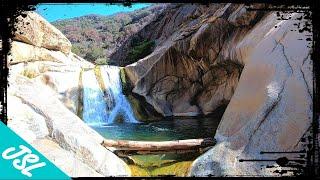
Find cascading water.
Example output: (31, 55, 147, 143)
(100, 66, 138, 123)
(82, 69, 109, 126)
(82, 65, 139, 126)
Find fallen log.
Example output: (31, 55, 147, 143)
(102, 138, 216, 155)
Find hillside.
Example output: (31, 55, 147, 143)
(52, 4, 166, 64)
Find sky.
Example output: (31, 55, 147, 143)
(36, 3, 151, 22)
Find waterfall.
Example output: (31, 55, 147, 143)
(82, 69, 109, 126)
(82, 65, 139, 126)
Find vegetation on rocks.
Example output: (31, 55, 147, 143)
(84, 46, 105, 62)
(52, 5, 165, 64)
(77, 69, 84, 119)
(120, 67, 130, 94)
(127, 40, 155, 64)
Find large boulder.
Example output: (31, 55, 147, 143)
(9, 41, 70, 64)
(122, 4, 263, 117)
(9, 41, 94, 68)
(7, 95, 49, 143)
(189, 11, 312, 176)
(14, 11, 72, 54)
(8, 41, 93, 114)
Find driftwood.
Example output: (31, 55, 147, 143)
(102, 138, 216, 156)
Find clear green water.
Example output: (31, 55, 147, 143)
(91, 116, 222, 176)
(92, 116, 221, 141)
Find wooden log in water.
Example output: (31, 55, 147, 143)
(102, 138, 216, 155)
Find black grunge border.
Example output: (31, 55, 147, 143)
(0, 0, 319, 177)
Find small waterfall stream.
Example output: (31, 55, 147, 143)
(82, 65, 139, 126)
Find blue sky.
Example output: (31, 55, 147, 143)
(36, 3, 151, 22)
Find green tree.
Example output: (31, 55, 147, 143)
(84, 47, 104, 62)
(127, 40, 155, 64)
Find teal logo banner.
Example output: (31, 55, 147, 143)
(0, 121, 70, 179)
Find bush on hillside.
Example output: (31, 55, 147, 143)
(127, 40, 155, 64)
(84, 47, 104, 62)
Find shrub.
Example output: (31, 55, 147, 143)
(71, 45, 83, 55)
(127, 40, 155, 64)
(84, 47, 104, 62)
(95, 58, 109, 65)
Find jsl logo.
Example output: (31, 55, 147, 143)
(1, 145, 46, 177)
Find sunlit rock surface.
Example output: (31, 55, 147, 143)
(31, 138, 104, 177)
(114, 4, 313, 176)
(122, 4, 261, 117)
(14, 11, 72, 54)
(189, 11, 312, 177)
(7, 12, 131, 177)
(6, 4, 313, 177)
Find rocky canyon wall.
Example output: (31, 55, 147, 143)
(121, 4, 266, 116)
(115, 4, 313, 176)
(5, 3, 314, 177)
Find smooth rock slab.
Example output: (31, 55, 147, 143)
(7, 95, 49, 143)
(14, 11, 71, 54)
(31, 138, 103, 177)
(190, 12, 312, 176)
(9, 41, 70, 65)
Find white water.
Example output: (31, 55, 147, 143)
(82, 65, 139, 126)
(100, 66, 138, 124)
(82, 70, 109, 126)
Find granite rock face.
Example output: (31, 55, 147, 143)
(121, 4, 263, 117)
(188, 11, 313, 177)
(6, 4, 313, 177)
(113, 4, 313, 176)
(7, 12, 131, 177)
(31, 138, 104, 177)
(14, 11, 72, 54)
